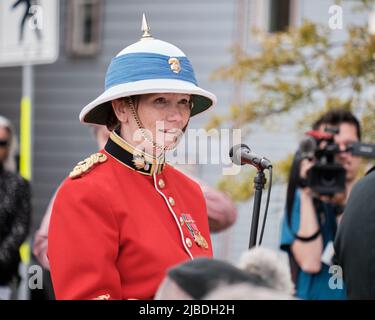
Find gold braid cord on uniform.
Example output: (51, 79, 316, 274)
(69, 153, 107, 179)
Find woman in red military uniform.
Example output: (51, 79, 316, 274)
(48, 16, 217, 300)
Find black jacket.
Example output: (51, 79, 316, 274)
(334, 167, 375, 299)
(0, 165, 31, 284)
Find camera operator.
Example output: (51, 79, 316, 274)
(280, 109, 362, 300)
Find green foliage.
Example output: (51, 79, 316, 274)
(214, 19, 375, 131)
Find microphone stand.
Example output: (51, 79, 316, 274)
(249, 169, 267, 248)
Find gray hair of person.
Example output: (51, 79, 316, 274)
(237, 247, 295, 295)
(203, 283, 296, 300)
(0, 115, 18, 172)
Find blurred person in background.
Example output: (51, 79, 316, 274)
(334, 165, 375, 299)
(0, 115, 31, 300)
(280, 109, 361, 299)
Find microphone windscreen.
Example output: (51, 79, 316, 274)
(229, 144, 250, 165)
(299, 136, 316, 159)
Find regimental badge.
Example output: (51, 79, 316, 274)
(132, 154, 150, 171)
(168, 57, 181, 73)
(69, 153, 107, 179)
(181, 213, 209, 249)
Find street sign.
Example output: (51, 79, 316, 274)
(0, 0, 59, 67)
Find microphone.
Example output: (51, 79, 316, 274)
(229, 144, 272, 170)
(348, 142, 375, 158)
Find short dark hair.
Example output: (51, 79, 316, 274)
(312, 109, 361, 140)
(106, 95, 141, 131)
(105, 107, 120, 131)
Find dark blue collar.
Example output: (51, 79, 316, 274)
(104, 131, 165, 176)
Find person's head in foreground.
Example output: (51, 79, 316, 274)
(154, 257, 280, 300)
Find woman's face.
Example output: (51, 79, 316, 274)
(127, 93, 192, 149)
(0, 126, 10, 164)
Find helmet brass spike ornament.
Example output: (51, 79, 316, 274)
(141, 13, 153, 40)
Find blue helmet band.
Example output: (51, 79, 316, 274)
(104, 53, 198, 90)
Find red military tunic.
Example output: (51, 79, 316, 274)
(48, 131, 213, 300)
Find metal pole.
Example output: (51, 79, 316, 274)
(20, 64, 34, 180)
(18, 63, 34, 300)
(249, 170, 266, 248)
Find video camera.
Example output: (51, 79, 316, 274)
(298, 128, 375, 196)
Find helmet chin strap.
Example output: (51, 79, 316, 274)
(126, 97, 184, 153)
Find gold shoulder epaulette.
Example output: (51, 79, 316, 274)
(69, 153, 107, 179)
